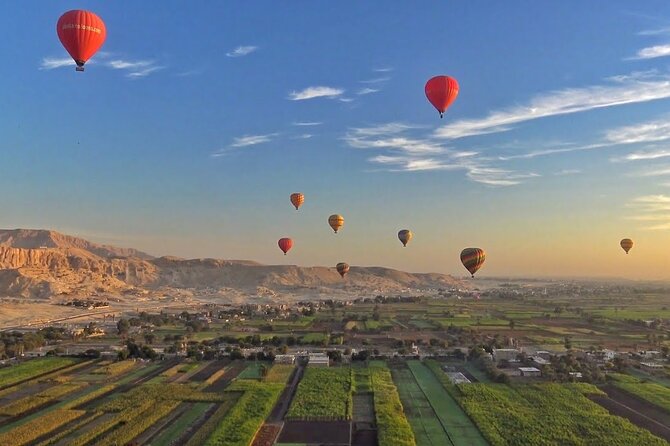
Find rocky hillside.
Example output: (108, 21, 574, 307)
(0, 229, 462, 299)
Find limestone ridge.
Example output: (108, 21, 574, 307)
(0, 229, 462, 298)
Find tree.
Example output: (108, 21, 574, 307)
(144, 333, 156, 345)
(564, 336, 572, 351)
(117, 319, 130, 336)
(509, 319, 516, 330)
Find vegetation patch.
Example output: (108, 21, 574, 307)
(0, 409, 85, 446)
(0, 357, 79, 388)
(287, 367, 352, 420)
(369, 363, 415, 446)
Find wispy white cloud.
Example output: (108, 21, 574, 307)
(604, 119, 670, 145)
(630, 44, 670, 60)
(612, 148, 670, 162)
(226, 45, 258, 57)
(292, 121, 322, 126)
(359, 77, 390, 84)
(292, 134, 313, 139)
(357, 88, 380, 95)
(434, 70, 670, 140)
(554, 169, 582, 176)
(39, 57, 77, 70)
(633, 166, 670, 177)
(288, 86, 344, 100)
(338, 97, 355, 103)
(230, 134, 276, 148)
(346, 122, 536, 186)
(638, 27, 670, 36)
(627, 194, 670, 229)
(373, 67, 394, 72)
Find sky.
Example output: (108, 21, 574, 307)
(2, 1, 670, 279)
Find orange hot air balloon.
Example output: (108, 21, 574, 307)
(425, 76, 459, 118)
(57, 10, 107, 71)
(278, 238, 293, 255)
(398, 229, 413, 247)
(460, 248, 486, 278)
(290, 193, 304, 210)
(620, 238, 633, 254)
(328, 214, 344, 233)
(336, 262, 350, 278)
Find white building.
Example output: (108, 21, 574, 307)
(493, 348, 520, 363)
(275, 354, 296, 364)
(308, 352, 329, 367)
(519, 367, 541, 377)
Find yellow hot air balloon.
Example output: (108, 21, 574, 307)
(336, 262, 350, 278)
(398, 229, 413, 247)
(620, 238, 633, 254)
(460, 248, 486, 278)
(328, 214, 344, 233)
(290, 193, 304, 210)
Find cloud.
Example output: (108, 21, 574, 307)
(630, 44, 670, 60)
(554, 169, 582, 176)
(292, 134, 313, 139)
(229, 134, 276, 148)
(226, 46, 258, 57)
(604, 119, 670, 145)
(434, 70, 670, 140)
(292, 122, 322, 126)
(345, 122, 536, 186)
(634, 166, 670, 177)
(638, 27, 670, 36)
(357, 88, 380, 95)
(359, 77, 390, 84)
(40, 54, 163, 77)
(373, 67, 394, 72)
(627, 194, 670, 229)
(288, 86, 344, 100)
(611, 148, 670, 162)
(338, 97, 355, 103)
(40, 57, 77, 70)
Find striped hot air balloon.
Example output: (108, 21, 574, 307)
(328, 214, 344, 233)
(336, 262, 349, 278)
(620, 238, 633, 254)
(398, 229, 413, 247)
(290, 193, 304, 210)
(460, 248, 486, 278)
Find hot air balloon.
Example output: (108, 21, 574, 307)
(460, 248, 486, 278)
(425, 76, 459, 118)
(57, 10, 107, 72)
(328, 214, 344, 233)
(278, 238, 293, 255)
(620, 238, 633, 254)
(398, 229, 413, 247)
(336, 262, 350, 278)
(290, 193, 304, 210)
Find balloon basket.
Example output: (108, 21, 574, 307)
(76, 66, 84, 72)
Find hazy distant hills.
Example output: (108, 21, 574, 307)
(0, 229, 462, 299)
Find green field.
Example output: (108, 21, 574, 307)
(407, 361, 488, 446)
(0, 357, 80, 388)
(287, 367, 352, 420)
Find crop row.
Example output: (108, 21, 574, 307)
(0, 382, 84, 416)
(68, 401, 154, 446)
(264, 364, 295, 384)
(0, 409, 85, 446)
(457, 382, 666, 445)
(369, 364, 416, 446)
(185, 396, 241, 446)
(61, 384, 117, 409)
(286, 367, 352, 420)
(0, 357, 80, 388)
(92, 359, 136, 376)
(96, 400, 180, 446)
(34, 411, 104, 446)
(204, 380, 284, 446)
(101, 383, 225, 412)
(612, 381, 670, 412)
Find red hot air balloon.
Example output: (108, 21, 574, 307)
(425, 76, 459, 118)
(57, 10, 107, 72)
(278, 238, 293, 255)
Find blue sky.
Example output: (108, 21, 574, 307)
(2, 1, 670, 278)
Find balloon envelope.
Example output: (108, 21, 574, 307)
(328, 214, 344, 233)
(57, 10, 106, 70)
(278, 238, 293, 255)
(290, 193, 304, 210)
(620, 238, 633, 254)
(336, 262, 350, 278)
(398, 229, 413, 247)
(425, 76, 459, 118)
(460, 248, 486, 277)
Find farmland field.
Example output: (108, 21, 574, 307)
(287, 367, 352, 420)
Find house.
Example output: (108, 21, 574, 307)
(493, 348, 520, 363)
(569, 372, 583, 380)
(307, 352, 329, 367)
(530, 356, 550, 367)
(640, 362, 664, 372)
(518, 367, 541, 377)
(275, 354, 296, 365)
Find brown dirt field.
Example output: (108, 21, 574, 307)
(203, 361, 246, 392)
(590, 387, 670, 443)
(277, 420, 351, 445)
(190, 359, 230, 382)
(251, 423, 282, 446)
(268, 365, 302, 422)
